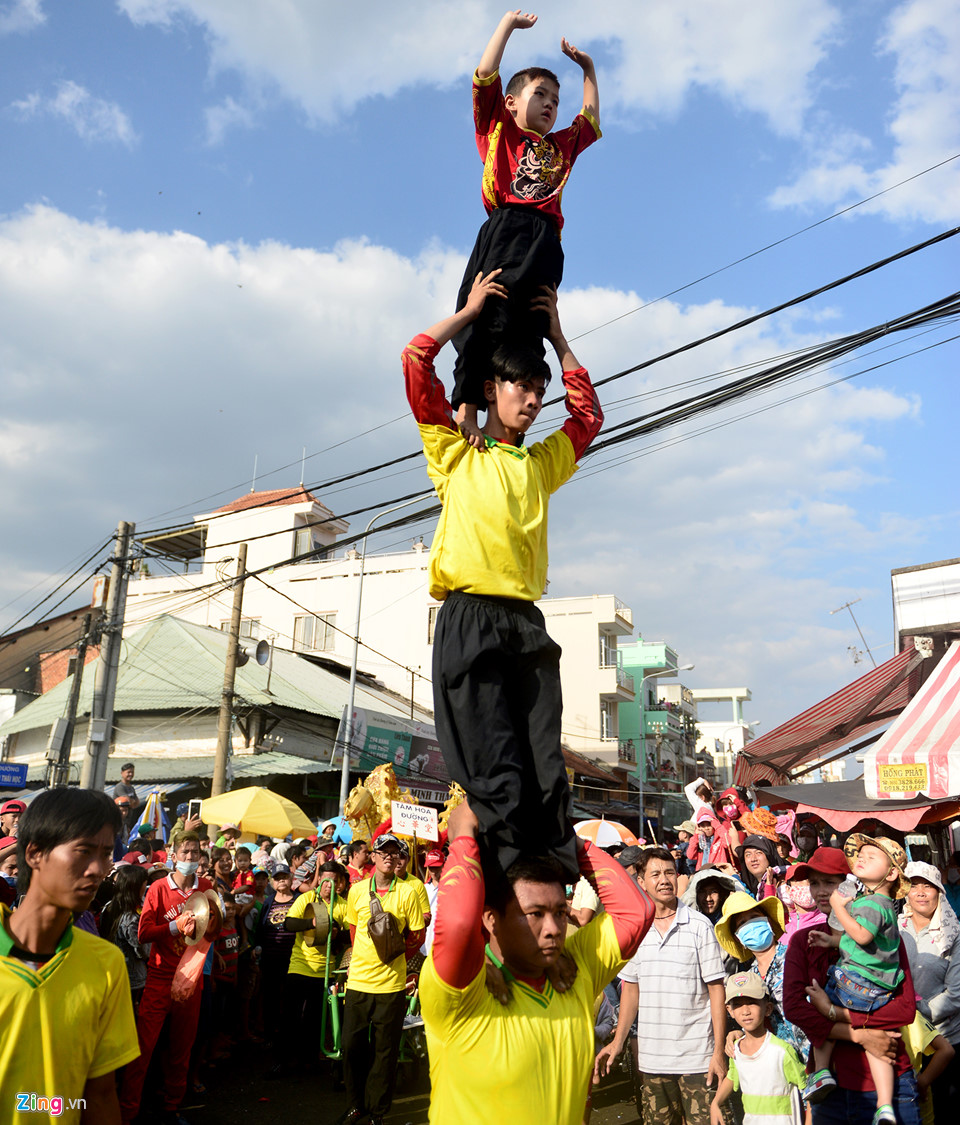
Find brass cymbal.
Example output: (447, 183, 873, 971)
(302, 897, 331, 947)
(182, 889, 213, 946)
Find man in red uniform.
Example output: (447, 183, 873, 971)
(120, 831, 219, 1125)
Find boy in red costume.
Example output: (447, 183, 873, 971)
(452, 9, 601, 446)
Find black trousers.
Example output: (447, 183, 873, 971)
(451, 206, 564, 409)
(432, 590, 577, 878)
(341, 988, 407, 1116)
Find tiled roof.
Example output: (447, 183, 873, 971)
(214, 487, 317, 514)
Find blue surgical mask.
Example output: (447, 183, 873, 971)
(1, 873, 16, 888)
(176, 860, 199, 876)
(737, 917, 775, 952)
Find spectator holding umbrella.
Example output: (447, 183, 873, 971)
(897, 860, 960, 1119)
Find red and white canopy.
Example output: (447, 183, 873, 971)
(864, 641, 960, 800)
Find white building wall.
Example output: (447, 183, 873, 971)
(130, 500, 638, 771)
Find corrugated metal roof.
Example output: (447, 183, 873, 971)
(23, 750, 334, 784)
(0, 614, 421, 736)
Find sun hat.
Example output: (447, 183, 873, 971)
(904, 860, 945, 895)
(725, 971, 768, 1002)
(738, 808, 779, 841)
(843, 833, 910, 898)
(673, 820, 697, 834)
(714, 892, 786, 961)
(788, 846, 849, 881)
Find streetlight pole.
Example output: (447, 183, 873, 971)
(722, 720, 760, 787)
(338, 496, 427, 813)
(637, 663, 694, 842)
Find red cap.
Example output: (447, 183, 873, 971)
(425, 850, 445, 867)
(1, 799, 26, 815)
(121, 851, 149, 865)
(789, 846, 848, 880)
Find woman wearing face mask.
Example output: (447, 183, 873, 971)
(897, 860, 960, 1118)
(715, 891, 809, 1060)
(715, 787, 749, 854)
(778, 863, 827, 945)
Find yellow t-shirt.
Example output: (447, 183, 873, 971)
(0, 906, 139, 1123)
(345, 876, 424, 994)
(901, 1012, 941, 1125)
(420, 910, 624, 1124)
(400, 872, 431, 917)
(285, 890, 347, 978)
(418, 421, 577, 602)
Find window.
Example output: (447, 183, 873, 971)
(600, 700, 617, 740)
(293, 526, 330, 562)
(220, 618, 260, 638)
(293, 612, 336, 652)
(426, 605, 440, 645)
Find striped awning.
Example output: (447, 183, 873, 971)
(735, 645, 925, 786)
(864, 640, 960, 800)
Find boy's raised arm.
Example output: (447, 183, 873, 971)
(479, 10, 538, 79)
(561, 38, 599, 122)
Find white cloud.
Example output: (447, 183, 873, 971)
(117, 0, 838, 134)
(771, 0, 960, 223)
(0, 0, 44, 35)
(204, 94, 256, 145)
(0, 204, 932, 729)
(10, 80, 138, 146)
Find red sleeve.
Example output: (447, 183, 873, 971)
(578, 840, 654, 958)
(686, 837, 699, 863)
(559, 366, 603, 460)
(430, 834, 485, 988)
(473, 71, 505, 137)
(402, 334, 456, 430)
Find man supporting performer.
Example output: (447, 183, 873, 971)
(420, 801, 653, 1123)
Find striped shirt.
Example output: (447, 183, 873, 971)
(729, 1032, 805, 1125)
(839, 892, 903, 991)
(619, 902, 724, 1073)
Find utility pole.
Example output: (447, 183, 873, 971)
(46, 612, 92, 788)
(211, 543, 247, 804)
(81, 521, 135, 791)
(830, 598, 877, 668)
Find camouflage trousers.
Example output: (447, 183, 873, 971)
(638, 1072, 714, 1125)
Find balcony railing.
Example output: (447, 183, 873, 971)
(616, 667, 635, 692)
(614, 598, 633, 627)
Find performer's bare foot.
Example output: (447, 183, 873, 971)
(547, 951, 578, 993)
(456, 402, 485, 450)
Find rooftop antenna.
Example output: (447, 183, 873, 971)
(830, 598, 876, 668)
(300, 447, 306, 488)
(250, 454, 258, 493)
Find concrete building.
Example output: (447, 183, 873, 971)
(130, 488, 641, 776)
(690, 687, 756, 790)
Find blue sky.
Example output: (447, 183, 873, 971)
(1, 0, 958, 739)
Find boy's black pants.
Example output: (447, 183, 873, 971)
(432, 590, 577, 878)
(451, 206, 564, 410)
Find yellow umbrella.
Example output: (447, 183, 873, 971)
(200, 787, 315, 839)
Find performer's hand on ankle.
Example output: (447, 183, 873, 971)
(447, 799, 479, 840)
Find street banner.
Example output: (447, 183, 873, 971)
(0, 761, 28, 787)
(331, 706, 449, 799)
(392, 800, 439, 842)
